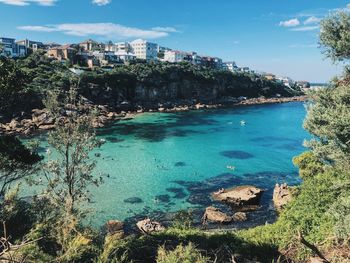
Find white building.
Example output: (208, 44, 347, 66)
(276, 76, 294, 87)
(0, 37, 26, 57)
(163, 50, 189, 63)
(223, 61, 238, 72)
(130, 39, 158, 61)
(115, 50, 136, 62)
(16, 39, 44, 51)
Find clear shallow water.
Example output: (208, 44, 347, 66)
(31, 102, 308, 227)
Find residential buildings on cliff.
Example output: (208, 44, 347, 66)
(0, 35, 310, 88)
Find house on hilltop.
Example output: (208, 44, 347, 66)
(47, 44, 77, 62)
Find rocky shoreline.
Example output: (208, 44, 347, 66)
(0, 95, 307, 136)
(110, 183, 292, 237)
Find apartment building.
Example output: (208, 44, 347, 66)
(163, 50, 189, 63)
(0, 37, 27, 57)
(16, 39, 44, 52)
(201, 56, 223, 69)
(130, 39, 158, 61)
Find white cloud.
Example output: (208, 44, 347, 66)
(290, 26, 319, 32)
(304, 16, 321, 25)
(92, 0, 111, 6)
(151, 27, 178, 33)
(18, 22, 170, 39)
(19, 25, 58, 31)
(279, 18, 300, 27)
(0, 0, 56, 6)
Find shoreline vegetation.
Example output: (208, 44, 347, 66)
(1, 8, 350, 263)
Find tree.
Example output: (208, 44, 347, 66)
(305, 9, 350, 168)
(39, 83, 102, 251)
(320, 10, 350, 62)
(0, 57, 30, 114)
(303, 85, 350, 167)
(0, 136, 41, 198)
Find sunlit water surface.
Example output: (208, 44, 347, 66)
(28, 102, 309, 228)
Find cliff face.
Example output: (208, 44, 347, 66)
(79, 64, 299, 109)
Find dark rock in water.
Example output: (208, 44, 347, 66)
(155, 194, 171, 203)
(95, 153, 101, 157)
(166, 187, 187, 199)
(124, 197, 143, 204)
(174, 161, 186, 167)
(220, 150, 254, 159)
(107, 137, 125, 143)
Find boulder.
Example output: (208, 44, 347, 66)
(38, 124, 55, 130)
(8, 119, 21, 130)
(32, 112, 54, 126)
(105, 220, 124, 239)
(202, 206, 232, 224)
(195, 103, 205, 110)
(136, 219, 165, 234)
(31, 109, 46, 116)
(212, 185, 263, 206)
(273, 183, 292, 210)
(232, 212, 247, 222)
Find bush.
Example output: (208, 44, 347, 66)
(157, 243, 208, 263)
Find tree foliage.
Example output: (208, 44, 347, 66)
(304, 85, 350, 167)
(0, 135, 41, 197)
(320, 11, 350, 62)
(0, 56, 30, 114)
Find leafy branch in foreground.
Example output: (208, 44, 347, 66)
(0, 136, 41, 198)
(0, 221, 41, 263)
(38, 83, 103, 256)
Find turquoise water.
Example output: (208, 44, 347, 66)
(32, 102, 309, 227)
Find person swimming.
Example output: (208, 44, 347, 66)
(227, 165, 235, 171)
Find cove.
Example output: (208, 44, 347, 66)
(29, 102, 309, 228)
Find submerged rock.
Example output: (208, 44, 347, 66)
(136, 219, 165, 234)
(124, 197, 143, 204)
(273, 183, 292, 210)
(202, 206, 232, 224)
(212, 185, 264, 206)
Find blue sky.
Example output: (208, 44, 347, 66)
(0, 0, 349, 82)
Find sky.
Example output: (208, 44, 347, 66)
(0, 0, 349, 82)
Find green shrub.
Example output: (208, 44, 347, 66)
(157, 243, 208, 263)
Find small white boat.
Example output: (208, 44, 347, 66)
(240, 120, 246, 126)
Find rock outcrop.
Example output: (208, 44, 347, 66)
(202, 206, 233, 224)
(105, 220, 124, 239)
(212, 185, 264, 206)
(273, 183, 292, 210)
(232, 212, 247, 222)
(136, 219, 165, 234)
